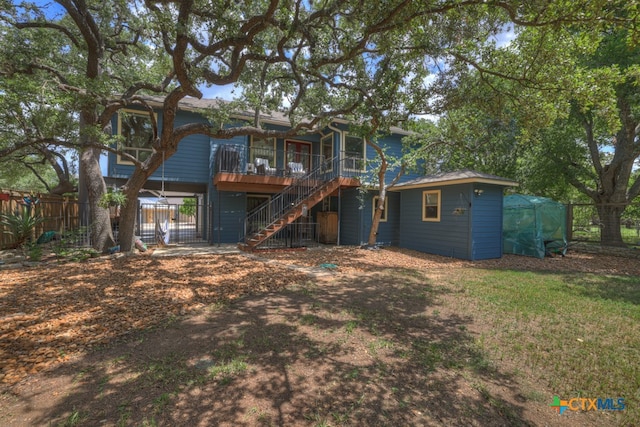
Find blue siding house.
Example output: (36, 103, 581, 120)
(106, 97, 517, 260)
(393, 171, 518, 260)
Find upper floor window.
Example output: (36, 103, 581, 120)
(372, 195, 388, 222)
(422, 190, 441, 222)
(117, 110, 155, 165)
(344, 134, 365, 172)
(250, 136, 276, 166)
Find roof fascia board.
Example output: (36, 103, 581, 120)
(394, 177, 519, 190)
(143, 99, 299, 128)
(331, 117, 413, 136)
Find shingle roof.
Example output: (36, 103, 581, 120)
(137, 95, 412, 135)
(393, 169, 518, 189)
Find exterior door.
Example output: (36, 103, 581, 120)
(247, 194, 270, 213)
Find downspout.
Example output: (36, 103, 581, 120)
(338, 187, 342, 246)
(328, 123, 343, 246)
(468, 186, 474, 260)
(327, 123, 343, 175)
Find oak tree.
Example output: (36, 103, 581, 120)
(2, 0, 637, 252)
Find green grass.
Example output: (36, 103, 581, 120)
(56, 409, 85, 427)
(300, 313, 318, 325)
(207, 342, 250, 384)
(344, 320, 358, 334)
(460, 269, 640, 424)
(367, 338, 394, 356)
(152, 393, 172, 412)
(143, 354, 191, 385)
(116, 403, 131, 427)
(207, 356, 248, 378)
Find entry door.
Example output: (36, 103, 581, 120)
(247, 195, 270, 213)
(286, 140, 311, 171)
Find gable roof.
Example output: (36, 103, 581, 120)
(393, 169, 518, 190)
(137, 95, 412, 136)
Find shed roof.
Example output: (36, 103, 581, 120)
(393, 170, 518, 190)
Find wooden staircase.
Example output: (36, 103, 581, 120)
(239, 178, 341, 251)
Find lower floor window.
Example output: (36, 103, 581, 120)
(422, 190, 440, 221)
(372, 196, 388, 222)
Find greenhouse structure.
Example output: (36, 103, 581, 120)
(503, 194, 567, 259)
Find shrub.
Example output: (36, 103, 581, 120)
(99, 188, 127, 208)
(1, 210, 46, 249)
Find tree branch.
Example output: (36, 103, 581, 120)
(14, 21, 80, 47)
(21, 161, 53, 193)
(579, 111, 604, 176)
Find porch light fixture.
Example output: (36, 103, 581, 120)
(474, 189, 484, 197)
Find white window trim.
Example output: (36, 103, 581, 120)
(342, 133, 366, 172)
(117, 109, 156, 165)
(422, 189, 441, 222)
(372, 195, 388, 222)
(321, 134, 334, 172)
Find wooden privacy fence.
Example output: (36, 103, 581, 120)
(0, 190, 83, 250)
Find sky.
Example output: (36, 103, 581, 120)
(199, 83, 238, 101)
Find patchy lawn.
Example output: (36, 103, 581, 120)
(0, 247, 638, 426)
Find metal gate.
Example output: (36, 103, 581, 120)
(137, 202, 212, 245)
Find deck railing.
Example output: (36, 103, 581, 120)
(215, 144, 365, 178)
(216, 144, 328, 176)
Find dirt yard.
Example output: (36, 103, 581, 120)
(0, 247, 637, 426)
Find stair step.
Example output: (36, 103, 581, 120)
(243, 177, 342, 247)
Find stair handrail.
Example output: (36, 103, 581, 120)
(243, 155, 346, 242)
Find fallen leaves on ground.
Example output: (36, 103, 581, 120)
(258, 246, 640, 277)
(0, 254, 309, 386)
(1, 246, 637, 387)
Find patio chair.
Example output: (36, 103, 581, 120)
(254, 157, 276, 175)
(287, 161, 306, 178)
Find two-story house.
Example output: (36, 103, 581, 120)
(106, 96, 517, 260)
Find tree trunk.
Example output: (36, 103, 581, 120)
(576, 101, 636, 249)
(117, 147, 176, 253)
(117, 189, 139, 253)
(597, 204, 626, 247)
(368, 194, 385, 246)
(78, 113, 115, 253)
